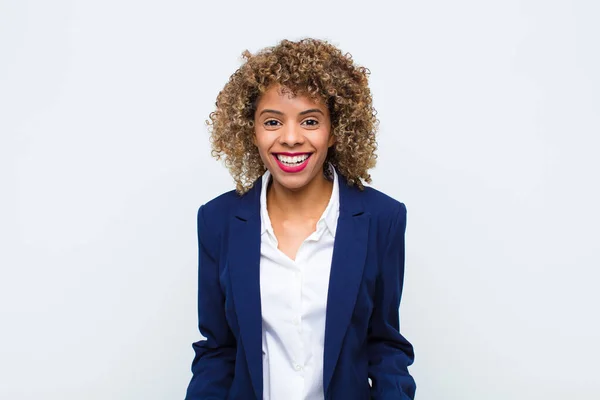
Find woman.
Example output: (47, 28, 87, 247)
(185, 38, 416, 400)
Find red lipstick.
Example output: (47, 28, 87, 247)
(272, 153, 312, 173)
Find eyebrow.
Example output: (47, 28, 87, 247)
(258, 108, 325, 117)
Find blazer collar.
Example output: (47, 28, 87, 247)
(235, 165, 364, 220)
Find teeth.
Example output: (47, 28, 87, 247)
(276, 154, 310, 165)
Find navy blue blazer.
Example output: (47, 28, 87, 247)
(186, 171, 416, 399)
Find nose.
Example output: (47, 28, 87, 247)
(278, 124, 304, 147)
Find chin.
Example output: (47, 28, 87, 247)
(271, 175, 310, 191)
(269, 168, 319, 191)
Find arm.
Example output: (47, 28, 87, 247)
(368, 202, 417, 400)
(185, 205, 236, 399)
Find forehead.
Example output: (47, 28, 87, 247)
(255, 84, 327, 111)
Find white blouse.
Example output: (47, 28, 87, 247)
(259, 163, 340, 400)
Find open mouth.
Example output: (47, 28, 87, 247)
(274, 153, 311, 166)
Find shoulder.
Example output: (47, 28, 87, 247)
(358, 185, 406, 219)
(197, 180, 261, 231)
(356, 185, 407, 237)
(197, 189, 241, 228)
(200, 189, 241, 217)
(195, 188, 246, 251)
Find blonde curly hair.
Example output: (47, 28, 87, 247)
(207, 37, 379, 195)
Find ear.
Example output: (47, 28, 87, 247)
(327, 132, 336, 147)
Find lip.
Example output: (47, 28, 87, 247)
(273, 152, 312, 156)
(272, 153, 312, 173)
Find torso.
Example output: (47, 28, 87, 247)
(258, 166, 339, 400)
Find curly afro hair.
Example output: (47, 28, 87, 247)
(207, 37, 379, 195)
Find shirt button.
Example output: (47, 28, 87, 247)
(293, 363, 302, 371)
(293, 317, 300, 326)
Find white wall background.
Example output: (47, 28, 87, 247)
(1, 0, 599, 398)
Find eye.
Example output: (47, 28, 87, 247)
(264, 119, 281, 127)
(302, 119, 319, 126)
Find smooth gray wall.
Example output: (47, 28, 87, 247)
(1, 0, 598, 398)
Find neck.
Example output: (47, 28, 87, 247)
(267, 168, 333, 221)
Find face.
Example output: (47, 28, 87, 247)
(253, 84, 335, 192)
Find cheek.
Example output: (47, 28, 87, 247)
(253, 133, 272, 158)
(316, 130, 334, 150)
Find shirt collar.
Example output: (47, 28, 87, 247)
(259, 162, 339, 237)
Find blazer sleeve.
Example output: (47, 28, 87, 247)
(185, 205, 236, 399)
(368, 202, 417, 399)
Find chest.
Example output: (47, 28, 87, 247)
(259, 222, 336, 333)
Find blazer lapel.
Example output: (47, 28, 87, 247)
(226, 172, 369, 398)
(227, 178, 263, 400)
(323, 174, 370, 395)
